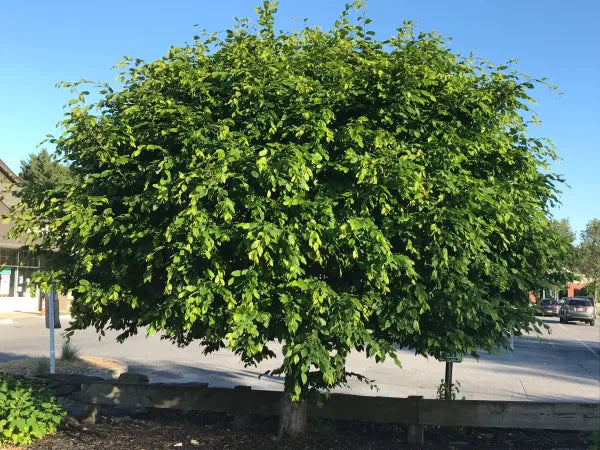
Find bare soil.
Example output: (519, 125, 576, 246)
(23, 409, 592, 449)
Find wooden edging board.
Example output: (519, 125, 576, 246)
(80, 381, 600, 431)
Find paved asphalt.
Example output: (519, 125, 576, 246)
(1, 315, 598, 402)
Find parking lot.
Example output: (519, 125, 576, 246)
(1, 315, 598, 402)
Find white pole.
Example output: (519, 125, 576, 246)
(49, 287, 55, 374)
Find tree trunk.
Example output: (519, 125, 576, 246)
(277, 393, 307, 438)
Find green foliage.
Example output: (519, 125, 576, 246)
(436, 378, 464, 400)
(578, 219, 600, 300)
(544, 218, 577, 288)
(61, 339, 80, 362)
(0, 375, 65, 445)
(9, 2, 566, 401)
(18, 149, 73, 205)
(579, 282, 597, 297)
(551, 218, 575, 243)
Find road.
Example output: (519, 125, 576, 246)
(1, 315, 598, 402)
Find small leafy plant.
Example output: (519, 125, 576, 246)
(0, 375, 65, 445)
(436, 379, 465, 400)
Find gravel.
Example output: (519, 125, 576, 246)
(0, 356, 125, 379)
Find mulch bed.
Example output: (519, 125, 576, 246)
(25, 409, 592, 449)
(0, 356, 125, 379)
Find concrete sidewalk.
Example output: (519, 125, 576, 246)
(0, 311, 70, 324)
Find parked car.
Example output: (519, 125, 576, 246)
(559, 298, 596, 326)
(538, 299, 560, 316)
(574, 296, 596, 311)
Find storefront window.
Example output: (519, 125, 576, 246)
(0, 248, 40, 298)
(16, 267, 36, 297)
(0, 248, 18, 267)
(17, 250, 39, 268)
(0, 267, 14, 297)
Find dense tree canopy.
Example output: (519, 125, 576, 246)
(9, 1, 568, 422)
(578, 219, 600, 300)
(546, 218, 577, 289)
(18, 149, 73, 205)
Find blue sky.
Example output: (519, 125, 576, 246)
(1, 1, 598, 235)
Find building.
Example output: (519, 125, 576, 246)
(566, 280, 591, 298)
(0, 159, 41, 312)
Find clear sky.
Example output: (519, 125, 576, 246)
(1, 1, 598, 235)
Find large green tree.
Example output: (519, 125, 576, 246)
(9, 2, 568, 435)
(18, 149, 73, 205)
(10, 149, 74, 275)
(578, 219, 600, 300)
(546, 218, 577, 293)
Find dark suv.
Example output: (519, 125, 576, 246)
(559, 298, 595, 326)
(538, 299, 560, 316)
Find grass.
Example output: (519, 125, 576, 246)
(33, 357, 50, 376)
(60, 339, 80, 362)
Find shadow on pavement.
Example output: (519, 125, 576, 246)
(125, 361, 285, 388)
(0, 351, 35, 363)
(466, 335, 599, 384)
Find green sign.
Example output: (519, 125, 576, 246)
(441, 352, 462, 363)
(0, 269, 11, 275)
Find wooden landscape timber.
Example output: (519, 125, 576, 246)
(81, 380, 600, 444)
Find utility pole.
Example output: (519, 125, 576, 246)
(48, 287, 55, 374)
(45, 287, 61, 373)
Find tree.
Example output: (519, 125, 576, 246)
(8, 150, 74, 275)
(17, 149, 73, 205)
(546, 218, 577, 293)
(578, 219, 600, 301)
(8, 2, 567, 435)
(550, 219, 575, 244)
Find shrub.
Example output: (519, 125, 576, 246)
(0, 375, 65, 445)
(436, 378, 464, 400)
(61, 339, 80, 362)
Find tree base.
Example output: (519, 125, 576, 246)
(277, 395, 307, 438)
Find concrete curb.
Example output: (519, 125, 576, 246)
(0, 319, 13, 325)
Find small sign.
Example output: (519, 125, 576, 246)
(0, 270, 11, 296)
(45, 292, 61, 329)
(441, 352, 462, 363)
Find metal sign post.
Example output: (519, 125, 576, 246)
(48, 288, 55, 374)
(440, 352, 462, 400)
(444, 362, 453, 400)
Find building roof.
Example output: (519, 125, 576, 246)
(0, 158, 25, 248)
(0, 159, 20, 185)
